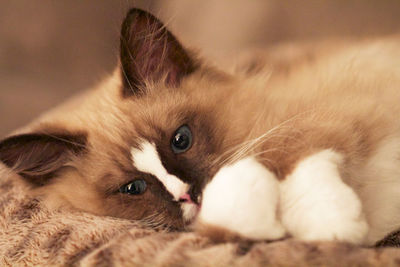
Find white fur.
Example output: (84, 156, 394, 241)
(181, 203, 199, 222)
(280, 149, 368, 244)
(131, 140, 188, 201)
(354, 138, 400, 244)
(199, 157, 286, 240)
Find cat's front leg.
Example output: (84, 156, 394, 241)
(280, 149, 368, 244)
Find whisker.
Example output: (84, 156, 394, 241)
(213, 125, 293, 166)
(212, 109, 319, 168)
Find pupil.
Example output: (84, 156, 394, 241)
(171, 125, 192, 154)
(174, 133, 188, 148)
(126, 179, 146, 195)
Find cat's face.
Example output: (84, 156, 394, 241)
(72, 78, 235, 229)
(0, 9, 247, 230)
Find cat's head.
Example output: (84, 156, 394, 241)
(0, 9, 251, 230)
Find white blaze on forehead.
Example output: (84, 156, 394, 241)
(131, 140, 189, 201)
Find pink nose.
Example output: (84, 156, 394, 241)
(179, 193, 194, 204)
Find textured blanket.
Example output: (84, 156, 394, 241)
(1, 168, 400, 266)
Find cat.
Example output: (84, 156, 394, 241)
(1, 8, 400, 245)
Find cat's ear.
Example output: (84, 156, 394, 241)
(120, 8, 199, 97)
(0, 131, 87, 186)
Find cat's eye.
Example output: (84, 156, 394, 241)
(171, 125, 192, 154)
(119, 179, 147, 195)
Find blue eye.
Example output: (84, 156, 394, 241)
(171, 125, 192, 154)
(120, 179, 147, 195)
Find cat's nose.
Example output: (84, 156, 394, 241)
(179, 193, 194, 204)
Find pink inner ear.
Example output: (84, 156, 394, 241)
(179, 193, 194, 204)
(120, 8, 198, 97)
(134, 33, 187, 88)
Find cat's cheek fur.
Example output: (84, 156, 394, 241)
(280, 149, 369, 244)
(196, 157, 286, 241)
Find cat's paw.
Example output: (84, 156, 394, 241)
(280, 149, 369, 244)
(196, 157, 286, 241)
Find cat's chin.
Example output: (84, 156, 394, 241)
(181, 202, 201, 224)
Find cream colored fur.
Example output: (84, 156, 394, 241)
(12, 36, 400, 245)
(1, 168, 400, 266)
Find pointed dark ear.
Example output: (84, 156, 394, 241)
(120, 8, 199, 97)
(0, 131, 87, 186)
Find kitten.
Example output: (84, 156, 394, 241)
(1, 8, 400, 245)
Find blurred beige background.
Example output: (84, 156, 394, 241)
(1, 0, 400, 138)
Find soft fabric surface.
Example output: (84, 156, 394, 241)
(0, 168, 400, 266)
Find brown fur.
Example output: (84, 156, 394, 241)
(1, 8, 400, 243)
(195, 221, 259, 243)
(2, 172, 400, 266)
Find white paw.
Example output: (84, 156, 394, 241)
(198, 157, 286, 240)
(280, 149, 369, 244)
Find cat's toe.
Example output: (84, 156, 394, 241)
(196, 157, 286, 241)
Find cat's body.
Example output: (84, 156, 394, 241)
(1, 9, 400, 245)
